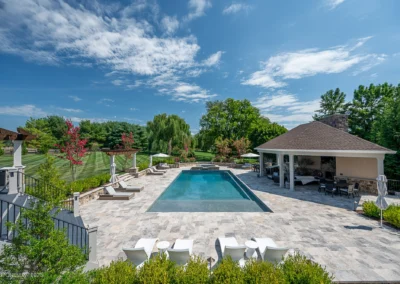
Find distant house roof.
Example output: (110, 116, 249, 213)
(256, 121, 395, 154)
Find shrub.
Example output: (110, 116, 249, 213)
(89, 260, 136, 284)
(383, 204, 400, 228)
(363, 201, 380, 218)
(280, 253, 333, 284)
(189, 157, 196, 162)
(68, 173, 111, 193)
(137, 161, 149, 171)
(211, 257, 244, 284)
(243, 260, 285, 284)
(174, 256, 209, 284)
(137, 254, 177, 283)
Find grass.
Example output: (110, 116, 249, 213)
(0, 152, 150, 182)
(194, 151, 215, 161)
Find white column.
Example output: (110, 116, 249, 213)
(109, 155, 115, 175)
(259, 153, 264, 176)
(73, 192, 80, 217)
(289, 154, 295, 191)
(88, 226, 98, 265)
(377, 156, 385, 176)
(8, 168, 19, 194)
(132, 153, 137, 168)
(149, 155, 153, 167)
(278, 153, 284, 188)
(12, 140, 23, 167)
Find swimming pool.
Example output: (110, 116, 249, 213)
(147, 170, 271, 212)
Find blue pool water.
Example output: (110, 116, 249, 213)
(147, 170, 271, 212)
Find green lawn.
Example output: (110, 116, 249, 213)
(194, 151, 215, 161)
(0, 152, 150, 182)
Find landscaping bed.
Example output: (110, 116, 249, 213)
(359, 201, 400, 229)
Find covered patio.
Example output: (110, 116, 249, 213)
(256, 121, 396, 193)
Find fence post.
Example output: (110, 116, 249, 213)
(8, 168, 19, 194)
(88, 226, 98, 266)
(73, 192, 80, 217)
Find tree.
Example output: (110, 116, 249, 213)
(56, 120, 88, 181)
(232, 138, 251, 158)
(36, 154, 67, 200)
(313, 88, 348, 120)
(25, 128, 56, 154)
(0, 200, 87, 283)
(47, 116, 68, 143)
(121, 132, 135, 169)
(147, 114, 191, 154)
(349, 83, 394, 142)
(248, 118, 287, 150)
(215, 137, 231, 158)
(200, 99, 261, 143)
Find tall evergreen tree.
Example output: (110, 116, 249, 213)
(313, 88, 348, 120)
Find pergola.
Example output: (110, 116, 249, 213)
(255, 121, 396, 191)
(101, 148, 140, 184)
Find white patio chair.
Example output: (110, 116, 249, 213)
(218, 237, 246, 267)
(167, 239, 193, 265)
(147, 167, 163, 175)
(99, 186, 134, 200)
(252, 237, 289, 263)
(123, 238, 158, 268)
(119, 180, 144, 192)
(151, 166, 167, 173)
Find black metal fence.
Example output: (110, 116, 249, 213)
(388, 179, 400, 194)
(19, 172, 73, 212)
(0, 199, 89, 254)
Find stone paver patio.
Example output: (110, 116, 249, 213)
(80, 167, 400, 282)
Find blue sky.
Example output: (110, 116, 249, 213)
(1, 0, 400, 132)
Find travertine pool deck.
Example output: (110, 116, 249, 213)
(81, 167, 400, 282)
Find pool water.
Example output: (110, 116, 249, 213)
(147, 170, 271, 212)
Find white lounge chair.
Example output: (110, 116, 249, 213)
(151, 166, 166, 173)
(119, 180, 144, 192)
(123, 238, 158, 268)
(252, 237, 289, 263)
(158, 163, 170, 170)
(218, 237, 246, 267)
(167, 239, 193, 265)
(98, 186, 134, 200)
(147, 167, 163, 175)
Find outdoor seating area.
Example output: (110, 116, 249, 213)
(80, 167, 400, 282)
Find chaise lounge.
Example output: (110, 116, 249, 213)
(98, 186, 134, 200)
(167, 239, 193, 265)
(118, 180, 144, 192)
(123, 238, 159, 268)
(147, 167, 164, 175)
(218, 237, 247, 267)
(252, 237, 289, 263)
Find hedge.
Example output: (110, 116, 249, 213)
(363, 201, 400, 228)
(67, 173, 111, 193)
(65, 253, 333, 284)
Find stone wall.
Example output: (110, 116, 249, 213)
(319, 114, 349, 132)
(340, 176, 377, 195)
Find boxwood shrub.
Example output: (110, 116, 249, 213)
(68, 253, 333, 284)
(362, 201, 380, 218)
(383, 205, 400, 228)
(67, 173, 111, 193)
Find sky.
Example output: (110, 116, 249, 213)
(1, 0, 400, 132)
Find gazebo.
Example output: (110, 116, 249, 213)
(255, 120, 396, 192)
(0, 128, 36, 194)
(101, 148, 140, 184)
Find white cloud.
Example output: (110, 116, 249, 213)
(161, 15, 179, 35)
(69, 117, 110, 123)
(129, 107, 139, 111)
(222, 3, 252, 15)
(161, 83, 217, 103)
(111, 79, 124, 86)
(186, 0, 212, 21)
(325, 0, 345, 10)
(243, 37, 386, 89)
(98, 98, 114, 107)
(0, 104, 47, 117)
(202, 51, 223, 67)
(57, 108, 82, 113)
(0, 0, 200, 76)
(253, 91, 320, 127)
(68, 95, 82, 102)
(0, 0, 218, 104)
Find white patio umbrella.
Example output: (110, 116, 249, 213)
(109, 162, 118, 184)
(149, 153, 170, 167)
(241, 153, 260, 158)
(375, 175, 389, 227)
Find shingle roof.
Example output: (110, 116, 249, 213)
(256, 121, 394, 152)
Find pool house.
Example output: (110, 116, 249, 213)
(256, 115, 396, 193)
